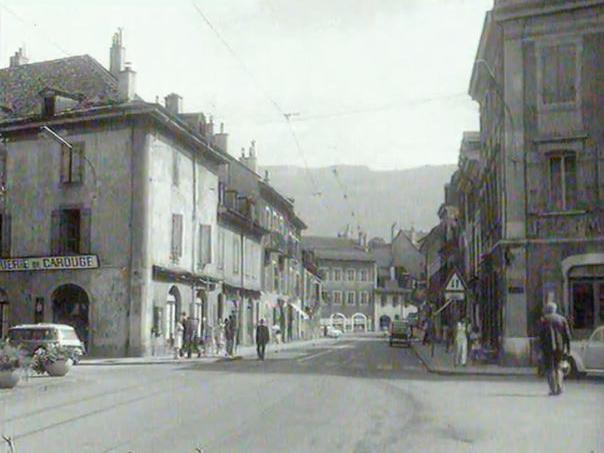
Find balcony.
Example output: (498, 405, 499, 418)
(264, 231, 287, 254)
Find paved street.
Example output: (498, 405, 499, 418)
(0, 334, 602, 453)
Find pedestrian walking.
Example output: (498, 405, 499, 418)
(203, 319, 215, 356)
(215, 320, 225, 356)
(225, 316, 235, 357)
(422, 317, 433, 345)
(183, 315, 198, 359)
(454, 320, 468, 367)
(539, 302, 571, 396)
(271, 322, 282, 353)
(256, 319, 270, 360)
(173, 314, 185, 359)
(469, 326, 481, 363)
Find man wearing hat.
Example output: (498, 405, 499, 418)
(538, 301, 572, 396)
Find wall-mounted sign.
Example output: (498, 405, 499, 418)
(0, 255, 99, 272)
(444, 271, 466, 292)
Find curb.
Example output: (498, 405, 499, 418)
(79, 338, 333, 367)
(410, 344, 537, 377)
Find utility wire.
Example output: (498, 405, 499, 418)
(0, 2, 71, 57)
(190, 1, 330, 214)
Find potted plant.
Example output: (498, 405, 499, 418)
(32, 344, 75, 377)
(0, 341, 27, 389)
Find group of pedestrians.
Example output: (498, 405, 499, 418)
(171, 313, 283, 361)
(172, 313, 237, 359)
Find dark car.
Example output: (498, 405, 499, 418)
(389, 320, 412, 347)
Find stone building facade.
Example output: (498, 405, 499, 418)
(302, 236, 375, 332)
(462, 0, 604, 363)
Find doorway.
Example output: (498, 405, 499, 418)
(0, 289, 8, 339)
(52, 284, 90, 347)
(571, 279, 604, 335)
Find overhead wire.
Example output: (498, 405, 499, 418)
(0, 2, 71, 57)
(190, 1, 331, 216)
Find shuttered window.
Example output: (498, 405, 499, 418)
(171, 214, 183, 259)
(60, 142, 84, 184)
(233, 236, 240, 274)
(198, 224, 212, 268)
(0, 214, 11, 258)
(541, 44, 577, 105)
(50, 208, 91, 255)
(549, 153, 577, 211)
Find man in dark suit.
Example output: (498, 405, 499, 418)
(539, 302, 572, 396)
(256, 319, 270, 360)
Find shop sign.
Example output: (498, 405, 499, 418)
(0, 255, 99, 272)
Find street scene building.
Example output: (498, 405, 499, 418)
(0, 3, 603, 452)
(0, 32, 311, 356)
(369, 230, 424, 330)
(302, 235, 375, 332)
(424, 0, 604, 365)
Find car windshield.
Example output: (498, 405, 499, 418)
(9, 328, 58, 341)
(61, 329, 80, 341)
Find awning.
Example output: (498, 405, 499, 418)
(288, 301, 309, 320)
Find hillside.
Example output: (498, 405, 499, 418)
(261, 164, 456, 240)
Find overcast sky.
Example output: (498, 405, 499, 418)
(0, 0, 492, 170)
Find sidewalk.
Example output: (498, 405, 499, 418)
(411, 342, 536, 377)
(80, 336, 336, 366)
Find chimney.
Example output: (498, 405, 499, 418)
(238, 140, 258, 173)
(206, 116, 215, 137)
(110, 29, 125, 76)
(264, 170, 270, 183)
(212, 122, 228, 152)
(118, 63, 136, 101)
(9, 47, 29, 67)
(164, 93, 182, 115)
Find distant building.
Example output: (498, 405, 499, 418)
(370, 230, 424, 330)
(302, 235, 375, 332)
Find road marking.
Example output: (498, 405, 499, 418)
(297, 348, 339, 363)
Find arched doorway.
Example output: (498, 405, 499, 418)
(352, 313, 368, 332)
(217, 293, 224, 325)
(0, 289, 9, 339)
(166, 286, 181, 344)
(379, 315, 391, 331)
(330, 312, 346, 331)
(194, 290, 207, 338)
(52, 284, 90, 346)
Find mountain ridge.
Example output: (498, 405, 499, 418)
(260, 163, 456, 239)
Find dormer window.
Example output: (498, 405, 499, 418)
(43, 96, 56, 117)
(39, 88, 82, 117)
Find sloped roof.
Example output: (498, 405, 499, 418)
(302, 236, 374, 262)
(371, 244, 392, 268)
(0, 55, 120, 119)
(314, 248, 374, 262)
(302, 236, 358, 250)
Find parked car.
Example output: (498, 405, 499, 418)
(326, 326, 343, 338)
(389, 320, 412, 347)
(567, 325, 604, 377)
(7, 324, 86, 364)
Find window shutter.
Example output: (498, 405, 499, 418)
(199, 225, 212, 267)
(50, 210, 61, 254)
(1, 214, 11, 257)
(60, 145, 70, 183)
(171, 214, 183, 258)
(80, 208, 92, 253)
(71, 142, 84, 184)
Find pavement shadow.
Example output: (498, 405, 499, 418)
(173, 338, 574, 385)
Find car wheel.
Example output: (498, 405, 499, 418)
(567, 357, 584, 379)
